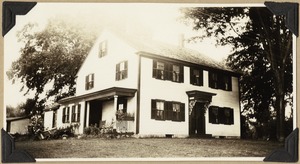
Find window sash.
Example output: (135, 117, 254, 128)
(99, 41, 107, 58)
(85, 74, 94, 90)
(116, 61, 128, 81)
(209, 72, 232, 91)
(190, 68, 203, 86)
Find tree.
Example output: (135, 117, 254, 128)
(7, 18, 98, 113)
(182, 7, 293, 141)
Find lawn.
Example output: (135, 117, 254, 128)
(15, 137, 283, 158)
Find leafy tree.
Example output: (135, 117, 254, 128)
(182, 7, 293, 141)
(7, 18, 98, 113)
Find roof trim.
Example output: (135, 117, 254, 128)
(58, 87, 137, 104)
(137, 51, 241, 77)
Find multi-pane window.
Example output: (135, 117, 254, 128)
(208, 106, 234, 125)
(98, 40, 107, 58)
(62, 107, 70, 123)
(153, 60, 183, 82)
(85, 74, 94, 90)
(209, 72, 232, 91)
(190, 68, 203, 86)
(151, 99, 185, 121)
(71, 105, 81, 123)
(116, 61, 128, 81)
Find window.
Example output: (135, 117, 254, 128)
(99, 40, 107, 58)
(151, 99, 185, 121)
(153, 61, 165, 80)
(190, 68, 203, 86)
(209, 72, 232, 91)
(209, 106, 234, 125)
(85, 74, 94, 90)
(71, 104, 81, 122)
(151, 100, 165, 120)
(153, 60, 183, 82)
(62, 107, 70, 123)
(116, 61, 128, 81)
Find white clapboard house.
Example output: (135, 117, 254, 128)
(44, 29, 241, 138)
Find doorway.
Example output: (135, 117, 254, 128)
(189, 102, 206, 135)
(88, 100, 102, 127)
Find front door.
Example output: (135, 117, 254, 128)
(88, 100, 102, 127)
(189, 102, 206, 135)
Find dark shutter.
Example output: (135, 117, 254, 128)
(124, 61, 128, 79)
(179, 65, 184, 83)
(228, 76, 232, 91)
(72, 106, 76, 122)
(199, 69, 203, 86)
(85, 76, 88, 90)
(208, 107, 213, 123)
(218, 74, 225, 90)
(180, 103, 185, 121)
(190, 68, 195, 85)
(77, 104, 81, 122)
(208, 72, 213, 88)
(164, 63, 170, 81)
(62, 108, 66, 123)
(165, 101, 172, 120)
(151, 99, 156, 119)
(152, 60, 157, 78)
(230, 108, 234, 124)
(116, 63, 120, 80)
(91, 74, 94, 89)
(218, 108, 225, 124)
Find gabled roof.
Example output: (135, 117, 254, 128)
(109, 29, 235, 73)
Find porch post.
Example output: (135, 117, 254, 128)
(113, 95, 118, 129)
(86, 101, 90, 127)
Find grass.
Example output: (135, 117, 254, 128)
(15, 137, 284, 158)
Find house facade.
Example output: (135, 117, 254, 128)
(45, 30, 241, 138)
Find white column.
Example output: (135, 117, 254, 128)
(113, 95, 118, 129)
(86, 102, 90, 127)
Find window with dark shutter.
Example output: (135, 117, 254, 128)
(99, 40, 107, 58)
(190, 68, 203, 86)
(151, 100, 185, 122)
(153, 60, 184, 83)
(116, 61, 128, 81)
(66, 107, 70, 123)
(85, 74, 94, 90)
(209, 106, 234, 125)
(209, 71, 232, 91)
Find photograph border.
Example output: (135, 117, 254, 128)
(1, 0, 299, 163)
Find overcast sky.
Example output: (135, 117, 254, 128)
(4, 3, 244, 108)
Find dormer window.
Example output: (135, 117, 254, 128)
(98, 40, 107, 58)
(116, 61, 128, 81)
(85, 73, 94, 90)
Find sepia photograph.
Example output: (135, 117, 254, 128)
(2, 2, 297, 161)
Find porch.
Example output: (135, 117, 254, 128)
(58, 87, 137, 134)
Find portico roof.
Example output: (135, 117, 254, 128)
(58, 87, 137, 104)
(186, 90, 216, 103)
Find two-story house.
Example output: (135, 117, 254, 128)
(44, 29, 241, 138)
